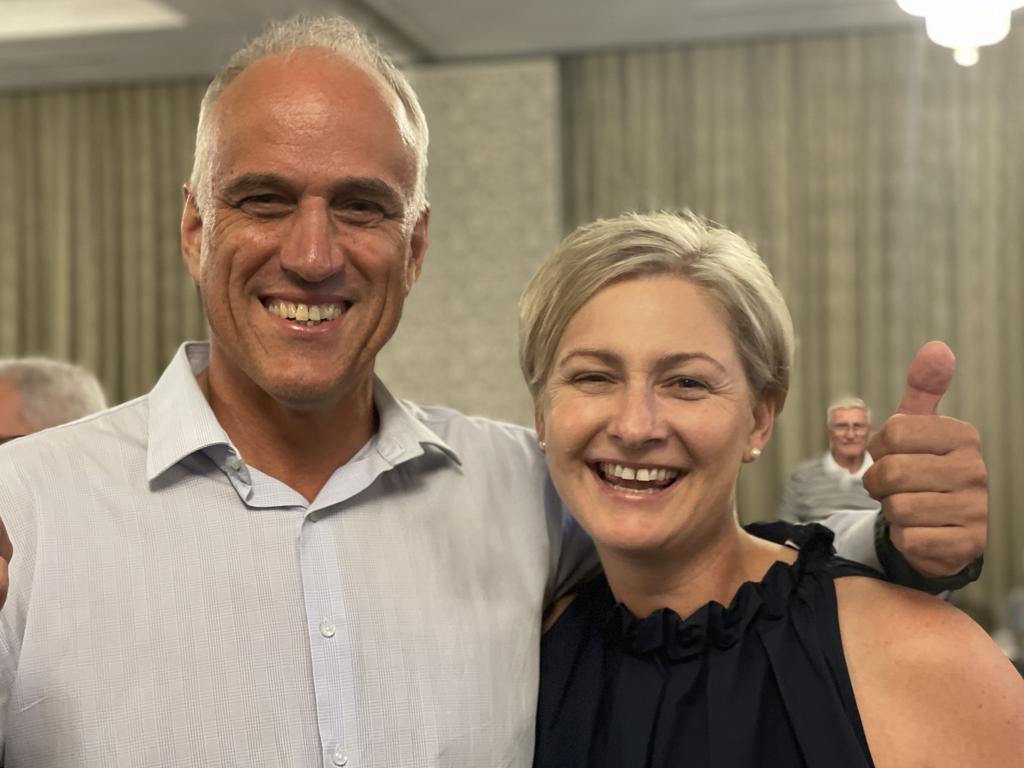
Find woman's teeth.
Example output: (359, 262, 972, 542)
(598, 462, 680, 493)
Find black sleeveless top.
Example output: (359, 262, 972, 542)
(535, 522, 882, 768)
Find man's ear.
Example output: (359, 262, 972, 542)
(181, 183, 204, 284)
(403, 207, 430, 294)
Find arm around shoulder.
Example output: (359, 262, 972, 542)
(836, 577, 1024, 768)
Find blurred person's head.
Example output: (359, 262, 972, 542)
(0, 358, 107, 443)
(826, 397, 871, 470)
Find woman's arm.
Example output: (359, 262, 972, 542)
(837, 577, 1024, 767)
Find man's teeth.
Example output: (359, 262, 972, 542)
(266, 300, 345, 326)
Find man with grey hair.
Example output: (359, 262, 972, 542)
(0, 357, 107, 443)
(0, 15, 988, 768)
(778, 396, 880, 523)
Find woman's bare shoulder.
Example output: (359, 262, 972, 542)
(835, 576, 1024, 767)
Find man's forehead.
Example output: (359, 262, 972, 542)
(218, 50, 405, 134)
(830, 407, 867, 422)
(210, 50, 417, 193)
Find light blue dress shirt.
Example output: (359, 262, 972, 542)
(0, 342, 593, 767)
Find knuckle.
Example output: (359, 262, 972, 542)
(968, 460, 989, 488)
(885, 416, 912, 446)
(958, 421, 982, 450)
(888, 524, 911, 554)
(882, 493, 912, 522)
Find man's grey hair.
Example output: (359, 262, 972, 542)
(189, 15, 429, 221)
(519, 210, 795, 413)
(0, 358, 107, 432)
(827, 396, 871, 424)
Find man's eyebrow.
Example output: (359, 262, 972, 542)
(219, 174, 406, 206)
(220, 173, 290, 198)
(334, 177, 404, 201)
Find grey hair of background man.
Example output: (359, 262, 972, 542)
(518, 209, 795, 413)
(189, 15, 430, 223)
(827, 396, 871, 424)
(0, 358, 107, 432)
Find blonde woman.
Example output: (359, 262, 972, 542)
(520, 211, 1024, 767)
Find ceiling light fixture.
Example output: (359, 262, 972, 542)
(896, 0, 1024, 66)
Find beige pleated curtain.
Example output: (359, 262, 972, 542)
(563, 28, 1024, 621)
(0, 82, 207, 402)
(0, 26, 1019, 622)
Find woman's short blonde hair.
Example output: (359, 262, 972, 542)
(518, 210, 795, 412)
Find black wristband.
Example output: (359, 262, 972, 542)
(873, 513, 984, 594)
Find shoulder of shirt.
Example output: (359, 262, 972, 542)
(398, 399, 540, 452)
(0, 393, 150, 470)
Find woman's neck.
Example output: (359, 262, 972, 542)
(598, 519, 796, 621)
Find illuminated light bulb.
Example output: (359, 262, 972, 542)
(896, 1, 1019, 62)
(926, 5, 1010, 49)
(896, 0, 932, 16)
(953, 46, 980, 66)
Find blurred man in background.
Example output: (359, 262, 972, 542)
(0, 357, 107, 443)
(778, 396, 879, 523)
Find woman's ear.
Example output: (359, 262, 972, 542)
(534, 401, 546, 451)
(747, 396, 777, 459)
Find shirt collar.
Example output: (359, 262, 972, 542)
(823, 449, 873, 480)
(147, 342, 235, 481)
(146, 341, 460, 482)
(370, 377, 461, 467)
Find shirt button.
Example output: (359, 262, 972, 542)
(226, 455, 242, 471)
(332, 750, 348, 766)
(320, 620, 336, 638)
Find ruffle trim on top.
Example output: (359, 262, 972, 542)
(603, 523, 837, 662)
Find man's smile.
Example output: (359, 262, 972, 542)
(261, 297, 352, 327)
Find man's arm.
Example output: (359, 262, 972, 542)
(820, 509, 883, 571)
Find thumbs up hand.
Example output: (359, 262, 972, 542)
(863, 341, 988, 579)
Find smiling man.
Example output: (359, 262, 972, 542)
(0, 15, 989, 768)
(778, 397, 880, 524)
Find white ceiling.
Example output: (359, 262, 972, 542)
(0, 0, 926, 90)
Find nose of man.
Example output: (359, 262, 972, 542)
(279, 202, 346, 282)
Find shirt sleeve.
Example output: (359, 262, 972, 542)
(819, 509, 883, 572)
(543, 478, 600, 609)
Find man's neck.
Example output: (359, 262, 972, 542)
(832, 450, 865, 474)
(198, 364, 378, 503)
